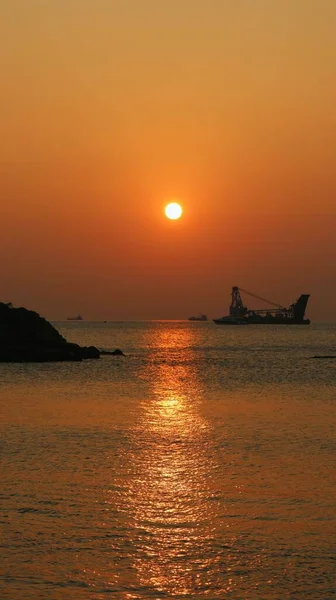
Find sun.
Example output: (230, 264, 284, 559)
(165, 202, 183, 220)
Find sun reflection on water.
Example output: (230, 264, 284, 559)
(119, 327, 225, 597)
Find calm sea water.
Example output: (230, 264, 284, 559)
(1, 321, 335, 599)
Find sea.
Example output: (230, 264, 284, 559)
(1, 321, 335, 600)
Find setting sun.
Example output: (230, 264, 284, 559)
(165, 202, 183, 220)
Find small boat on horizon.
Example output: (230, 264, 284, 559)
(188, 313, 208, 322)
(66, 314, 83, 321)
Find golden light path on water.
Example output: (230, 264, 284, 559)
(113, 326, 239, 598)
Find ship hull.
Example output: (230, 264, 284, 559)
(214, 318, 311, 325)
(213, 319, 246, 325)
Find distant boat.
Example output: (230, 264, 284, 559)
(66, 314, 83, 321)
(188, 313, 208, 322)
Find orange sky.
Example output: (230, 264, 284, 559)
(1, 0, 335, 320)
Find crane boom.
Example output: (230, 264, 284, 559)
(238, 287, 284, 309)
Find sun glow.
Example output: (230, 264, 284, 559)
(165, 202, 183, 220)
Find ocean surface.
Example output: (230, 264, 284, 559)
(1, 321, 335, 599)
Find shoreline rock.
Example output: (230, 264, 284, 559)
(0, 303, 122, 362)
(100, 348, 124, 356)
(310, 355, 336, 359)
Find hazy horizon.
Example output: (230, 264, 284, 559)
(1, 1, 335, 321)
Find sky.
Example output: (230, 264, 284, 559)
(1, 0, 335, 320)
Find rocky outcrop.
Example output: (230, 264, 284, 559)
(100, 348, 124, 356)
(0, 303, 110, 362)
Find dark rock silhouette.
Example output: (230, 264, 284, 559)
(0, 303, 122, 362)
(310, 355, 336, 359)
(100, 348, 124, 356)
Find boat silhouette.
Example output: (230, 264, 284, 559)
(188, 313, 208, 321)
(66, 314, 83, 321)
(214, 287, 310, 325)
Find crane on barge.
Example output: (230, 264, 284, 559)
(214, 287, 310, 325)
